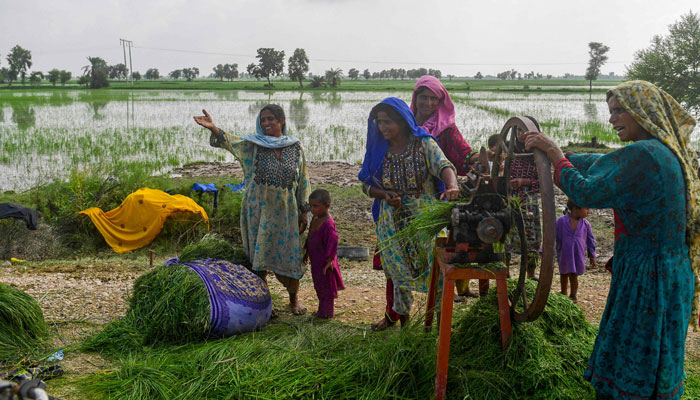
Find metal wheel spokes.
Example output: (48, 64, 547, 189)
(495, 117, 556, 323)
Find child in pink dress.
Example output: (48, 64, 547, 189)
(304, 189, 345, 318)
(556, 199, 596, 303)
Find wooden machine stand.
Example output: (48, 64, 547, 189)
(424, 236, 512, 400)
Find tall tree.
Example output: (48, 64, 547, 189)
(169, 69, 182, 80)
(254, 48, 285, 86)
(6, 45, 32, 87)
(59, 70, 71, 85)
(108, 63, 128, 80)
(182, 67, 199, 81)
(324, 68, 343, 88)
(347, 68, 359, 80)
(585, 42, 610, 92)
(627, 11, 700, 114)
(246, 63, 260, 79)
(287, 48, 309, 88)
(82, 56, 109, 88)
(29, 71, 43, 86)
(474, 72, 483, 79)
(47, 69, 60, 86)
(363, 69, 371, 80)
(145, 68, 160, 80)
(223, 63, 238, 81)
(213, 64, 225, 81)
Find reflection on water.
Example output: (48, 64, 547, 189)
(11, 104, 35, 130)
(289, 93, 309, 130)
(87, 101, 110, 120)
(583, 100, 597, 121)
(1, 89, 698, 192)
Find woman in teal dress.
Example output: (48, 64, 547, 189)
(194, 105, 311, 315)
(359, 97, 460, 326)
(524, 81, 699, 399)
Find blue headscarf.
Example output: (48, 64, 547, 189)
(358, 97, 445, 221)
(241, 112, 300, 149)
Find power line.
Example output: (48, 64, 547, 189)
(132, 44, 629, 66)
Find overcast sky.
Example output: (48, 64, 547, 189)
(1, 0, 697, 78)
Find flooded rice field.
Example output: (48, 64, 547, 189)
(1, 89, 698, 191)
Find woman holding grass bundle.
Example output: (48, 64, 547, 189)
(194, 105, 311, 315)
(359, 97, 459, 328)
(371, 76, 477, 331)
(523, 80, 697, 400)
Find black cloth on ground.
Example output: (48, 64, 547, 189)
(0, 203, 39, 230)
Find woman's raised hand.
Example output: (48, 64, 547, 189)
(194, 109, 217, 133)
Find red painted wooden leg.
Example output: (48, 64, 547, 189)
(435, 276, 455, 400)
(496, 276, 512, 348)
(425, 250, 441, 331)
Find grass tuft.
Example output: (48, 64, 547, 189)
(0, 282, 50, 363)
(448, 279, 597, 399)
(81, 264, 210, 355)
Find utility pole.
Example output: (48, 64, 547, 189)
(119, 39, 134, 85)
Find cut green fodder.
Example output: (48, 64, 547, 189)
(179, 233, 250, 268)
(81, 264, 210, 355)
(79, 321, 437, 400)
(448, 279, 597, 400)
(78, 281, 600, 400)
(0, 282, 50, 363)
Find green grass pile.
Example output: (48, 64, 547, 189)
(81, 264, 210, 354)
(0, 282, 50, 362)
(179, 233, 251, 268)
(78, 278, 606, 399)
(79, 321, 436, 400)
(447, 279, 597, 399)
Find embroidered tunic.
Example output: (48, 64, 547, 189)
(211, 131, 310, 279)
(365, 137, 453, 295)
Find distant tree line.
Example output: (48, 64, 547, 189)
(4, 10, 700, 110)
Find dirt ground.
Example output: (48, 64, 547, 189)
(2, 160, 699, 398)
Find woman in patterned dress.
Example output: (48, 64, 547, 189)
(524, 81, 698, 399)
(359, 97, 460, 327)
(194, 105, 311, 315)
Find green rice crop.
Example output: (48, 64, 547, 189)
(0, 282, 50, 362)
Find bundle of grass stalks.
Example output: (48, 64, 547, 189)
(0, 282, 50, 362)
(80, 321, 437, 400)
(179, 233, 250, 268)
(386, 199, 454, 246)
(447, 279, 597, 399)
(81, 264, 210, 354)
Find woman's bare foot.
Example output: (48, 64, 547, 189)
(569, 295, 578, 304)
(370, 316, 395, 331)
(290, 301, 307, 315)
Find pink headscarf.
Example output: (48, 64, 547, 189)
(410, 75, 456, 137)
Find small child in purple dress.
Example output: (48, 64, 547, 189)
(556, 199, 596, 303)
(303, 189, 345, 318)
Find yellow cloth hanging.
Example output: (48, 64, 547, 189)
(79, 188, 209, 253)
